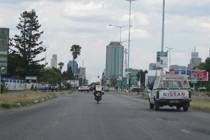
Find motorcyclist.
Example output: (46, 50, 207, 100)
(93, 81, 104, 99)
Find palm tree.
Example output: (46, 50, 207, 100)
(70, 44, 81, 79)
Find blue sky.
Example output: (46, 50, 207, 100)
(1, 0, 210, 83)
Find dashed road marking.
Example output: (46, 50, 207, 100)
(181, 129, 190, 134)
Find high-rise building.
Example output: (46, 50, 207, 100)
(79, 67, 86, 76)
(105, 42, 124, 77)
(188, 49, 201, 70)
(67, 60, 79, 74)
(51, 54, 57, 68)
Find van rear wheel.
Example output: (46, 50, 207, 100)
(183, 103, 189, 112)
(154, 103, 159, 111)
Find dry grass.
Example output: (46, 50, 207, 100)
(0, 90, 56, 108)
(190, 98, 210, 112)
(192, 91, 209, 96)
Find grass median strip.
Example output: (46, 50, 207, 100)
(190, 98, 210, 112)
(0, 90, 57, 109)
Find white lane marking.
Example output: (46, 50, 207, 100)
(52, 121, 59, 128)
(181, 129, 190, 134)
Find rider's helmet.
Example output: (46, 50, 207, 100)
(96, 81, 100, 85)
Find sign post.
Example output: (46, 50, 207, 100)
(156, 51, 168, 69)
(191, 73, 197, 91)
(0, 28, 9, 94)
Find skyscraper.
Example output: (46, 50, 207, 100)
(67, 60, 79, 74)
(188, 48, 201, 70)
(51, 54, 57, 68)
(105, 42, 124, 77)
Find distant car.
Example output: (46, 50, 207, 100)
(89, 86, 94, 91)
(103, 86, 109, 92)
(198, 87, 206, 92)
(78, 86, 90, 92)
(109, 87, 115, 91)
(131, 87, 141, 92)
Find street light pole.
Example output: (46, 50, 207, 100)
(126, 0, 136, 69)
(161, 0, 165, 52)
(167, 47, 173, 69)
(109, 24, 129, 43)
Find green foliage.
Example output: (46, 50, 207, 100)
(70, 44, 82, 60)
(1, 80, 5, 93)
(62, 81, 72, 89)
(136, 70, 148, 87)
(9, 9, 45, 79)
(205, 58, 210, 73)
(206, 92, 210, 97)
(1, 103, 11, 109)
(70, 44, 81, 76)
(194, 58, 210, 91)
(110, 78, 117, 87)
(63, 66, 74, 80)
(38, 68, 62, 85)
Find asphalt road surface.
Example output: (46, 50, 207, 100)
(0, 91, 210, 140)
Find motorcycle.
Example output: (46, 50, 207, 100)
(94, 91, 104, 104)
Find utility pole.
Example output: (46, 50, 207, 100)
(126, 0, 136, 69)
(161, 0, 165, 52)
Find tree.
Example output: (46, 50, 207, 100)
(70, 44, 81, 76)
(9, 9, 45, 79)
(38, 68, 62, 86)
(194, 58, 210, 91)
(205, 58, 210, 74)
(63, 66, 74, 80)
(136, 70, 148, 88)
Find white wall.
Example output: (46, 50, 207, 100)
(5, 82, 41, 91)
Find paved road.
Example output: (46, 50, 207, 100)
(0, 91, 210, 140)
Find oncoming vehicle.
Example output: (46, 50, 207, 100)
(148, 74, 192, 112)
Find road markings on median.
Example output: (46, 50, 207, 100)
(181, 129, 190, 134)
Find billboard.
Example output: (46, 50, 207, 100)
(191, 70, 208, 81)
(170, 69, 209, 81)
(170, 69, 191, 75)
(156, 51, 168, 68)
(0, 28, 9, 75)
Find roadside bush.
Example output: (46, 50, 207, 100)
(11, 103, 21, 107)
(1, 103, 11, 109)
(206, 92, 210, 97)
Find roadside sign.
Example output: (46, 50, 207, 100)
(0, 28, 9, 75)
(191, 70, 208, 81)
(125, 68, 131, 76)
(191, 73, 197, 83)
(156, 51, 168, 68)
(130, 75, 138, 85)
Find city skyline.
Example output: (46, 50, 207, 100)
(1, 0, 210, 82)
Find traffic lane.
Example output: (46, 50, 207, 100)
(54, 91, 210, 140)
(0, 91, 210, 140)
(0, 93, 79, 140)
(100, 92, 210, 140)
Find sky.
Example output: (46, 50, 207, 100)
(1, 0, 210, 83)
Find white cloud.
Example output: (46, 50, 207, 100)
(1, 0, 210, 83)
